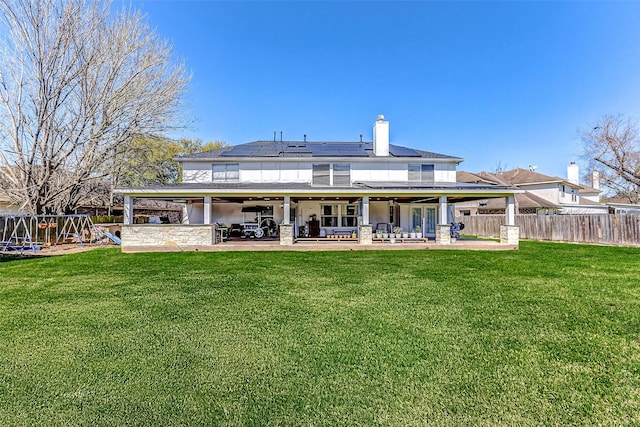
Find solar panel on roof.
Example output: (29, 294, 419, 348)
(309, 145, 334, 156)
(222, 140, 383, 157)
(221, 142, 281, 157)
(286, 147, 311, 153)
(389, 145, 421, 157)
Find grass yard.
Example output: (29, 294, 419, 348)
(1, 242, 639, 426)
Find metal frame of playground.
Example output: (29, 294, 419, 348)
(1, 214, 120, 254)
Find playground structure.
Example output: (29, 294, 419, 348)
(1, 214, 119, 254)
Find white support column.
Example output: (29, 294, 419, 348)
(204, 196, 212, 225)
(435, 196, 450, 245)
(124, 195, 132, 225)
(500, 195, 519, 246)
(284, 196, 291, 225)
(438, 196, 448, 224)
(362, 196, 370, 225)
(506, 196, 516, 226)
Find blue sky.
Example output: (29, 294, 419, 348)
(128, 0, 640, 180)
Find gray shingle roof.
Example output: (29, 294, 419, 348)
(178, 140, 461, 161)
(481, 191, 560, 210)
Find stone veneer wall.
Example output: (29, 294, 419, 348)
(122, 224, 213, 248)
(279, 224, 294, 245)
(435, 224, 451, 244)
(359, 225, 373, 245)
(500, 225, 520, 246)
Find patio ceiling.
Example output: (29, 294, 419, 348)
(128, 194, 515, 205)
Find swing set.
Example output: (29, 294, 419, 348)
(1, 214, 101, 254)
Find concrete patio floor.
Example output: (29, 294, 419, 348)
(121, 238, 517, 253)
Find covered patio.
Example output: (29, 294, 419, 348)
(118, 182, 522, 250)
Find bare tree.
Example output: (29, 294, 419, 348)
(493, 161, 509, 174)
(0, 0, 190, 214)
(581, 114, 640, 203)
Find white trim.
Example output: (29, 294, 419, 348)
(204, 196, 212, 224)
(438, 196, 448, 224)
(124, 196, 133, 225)
(284, 196, 291, 225)
(362, 196, 370, 225)
(506, 196, 515, 225)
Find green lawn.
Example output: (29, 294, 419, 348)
(1, 242, 639, 426)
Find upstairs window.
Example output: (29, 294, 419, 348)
(312, 164, 331, 186)
(333, 164, 351, 186)
(212, 163, 239, 182)
(408, 164, 434, 183)
(312, 163, 351, 186)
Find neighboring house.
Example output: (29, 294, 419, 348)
(456, 163, 606, 216)
(0, 192, 25, 215)
(602, 195, 640, 214)
(118, 115, 521, 248)
(0, 175, 25, 215)
(0, 168, 25, 215)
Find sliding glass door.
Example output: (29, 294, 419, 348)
(411, 206, 436, 234)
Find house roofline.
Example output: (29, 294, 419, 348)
(176, 156, 465, 163)
(117, 186, 521, 199)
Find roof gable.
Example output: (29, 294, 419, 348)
(481, 191, 560, 210)
(495, 168, 566, 186)
(457, 171, 500, 185)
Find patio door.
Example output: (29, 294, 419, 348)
(411, 206, 436, 234)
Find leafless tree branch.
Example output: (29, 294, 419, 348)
(581, 114, 640, 203)
(0, 0, 190, 213)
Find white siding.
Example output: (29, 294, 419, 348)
(351, 162, 407, 182)
(369, 201, 391, 228)
(280, 163, 303, 182)
(581, 193, 600, 203)
(0, 202, 24, 215)
(241, 162, 262, 182)
(182, 161, 212, 183)
(525, 184, 560, 204)
(260, 162, 280, 182)
(435, 163, 457, 183)
(182, 159, 460, 184)
(184, 202, 204, 224)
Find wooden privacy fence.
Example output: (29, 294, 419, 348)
(458, 214, 640, 246)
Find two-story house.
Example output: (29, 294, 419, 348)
(118, 115, 521, 249)
(456, 163, 605, 216)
